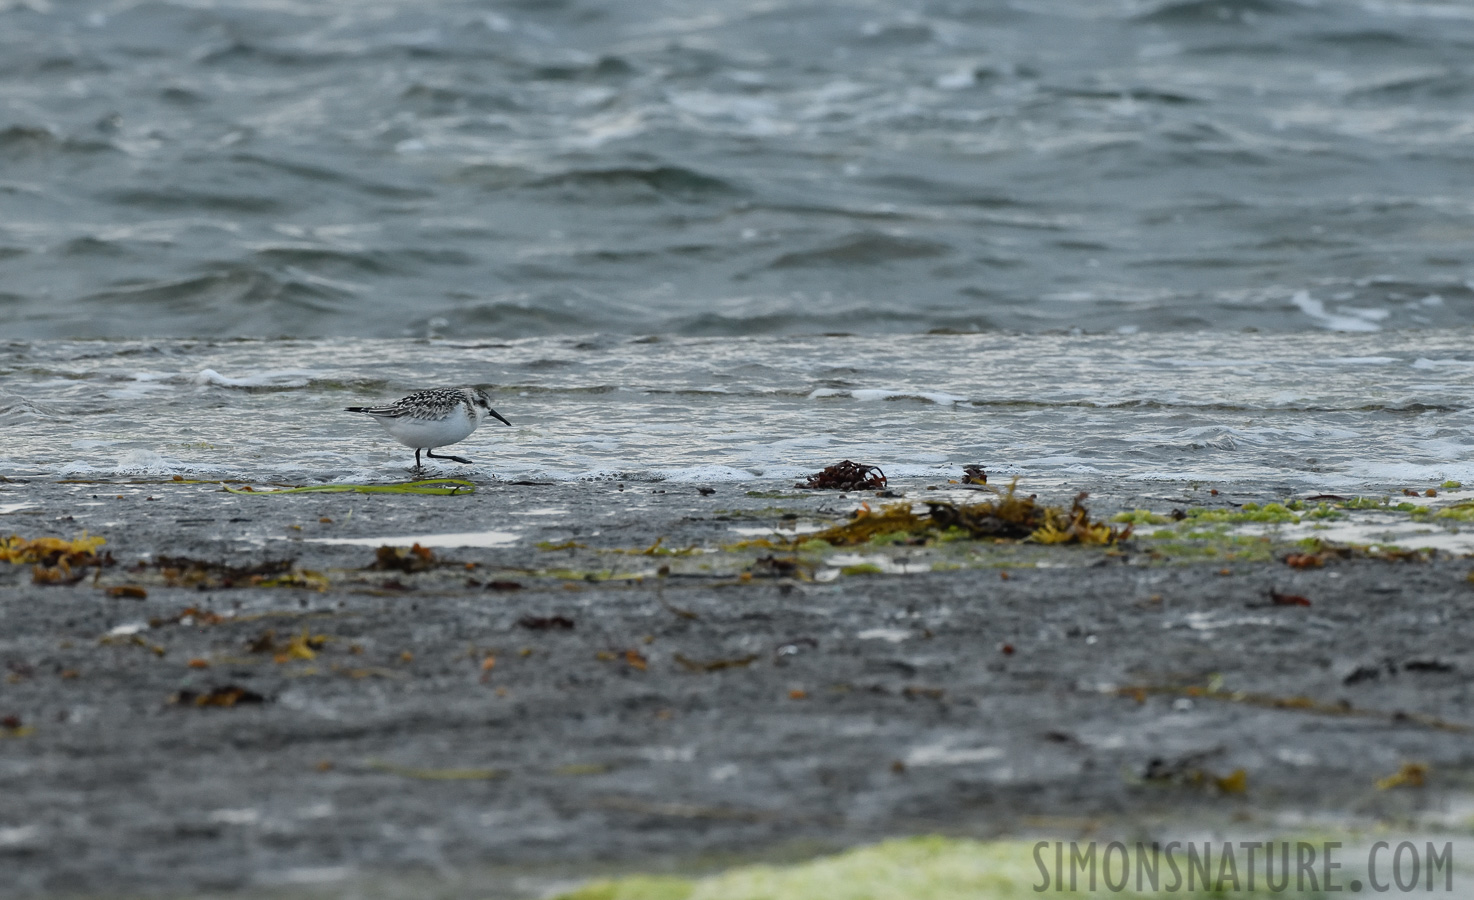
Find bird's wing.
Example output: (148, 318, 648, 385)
(345, 404, 406, 418)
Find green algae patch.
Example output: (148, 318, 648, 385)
(1302, 504, 1344, 521)
(562, 877, 692, 900)
(1184, 502, 1299, 524)
(553, 835, 1327, 900)
(839, 563, 884, 576)
(1112, 509, 1170, 526)
(1433, 503, 1474, 523)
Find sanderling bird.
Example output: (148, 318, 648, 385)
(346, 387, 511, 468)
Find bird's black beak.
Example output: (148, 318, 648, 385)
(488, 408, 511, 427)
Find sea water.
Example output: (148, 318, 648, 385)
(2, 0, 1474, 338)
(2, 0, 1473, 491)
(2, 332, 1470, 490)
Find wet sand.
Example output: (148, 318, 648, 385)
(1, 477, 1471, 897)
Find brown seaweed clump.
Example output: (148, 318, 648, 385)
(154, 556, 297, 589)
(809, 482, 1130, 547)
(0, 533, 108, 566)
(795, 460, 887, 491)
(2, 533, 114, 585)
(370, 544, 438, 573)
(808, 503, 926, 546)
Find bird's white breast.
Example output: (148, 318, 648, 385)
(376, 412, 478, 449)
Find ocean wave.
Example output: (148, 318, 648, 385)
(525, 166, 741, 200)
(769, 233, 951, 269)
(1133, 0, 1313, 25)
(0, 393, 58, 423)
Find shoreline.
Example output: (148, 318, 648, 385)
(1, 476, 1472, 896)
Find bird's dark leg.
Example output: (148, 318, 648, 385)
(413, 448, 424, 472)
(426, 448, 473, 464)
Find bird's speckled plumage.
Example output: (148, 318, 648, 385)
(350, 388, 479, 422)
(346, 387, 510, 468)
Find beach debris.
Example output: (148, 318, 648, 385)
(961, 465, 988, 485)
(1268, 590, 1311, 607)
(673, 652, 759, 672)
(169, 685, 266, 708)
(796, 460, 887, 491)
(1345, 658, 1454, 685)
(806, 481, 1128, 547)
(99, 633, 166, 656)
(1, 715, 34, 738)
(3, 533, 113, 585)
(1404, 659, 1456, 673)
(808, 503, 925, 546)
(105, 585, 148, 599)
(154, 555, 298, 589)
(244, 628, 327, 662)
(537, 540, 586, 551)
(486, 581, 523, 591)
(1027, 493, 1129, 545)
(32, 562, 88, 586)
(1344, 660, 1398, 685)
(370, 543, 437, 573)
(1282, 552, 1324, 569)
(1140, 747, 1246, 794)
(518, 615, 575, 631)
(749, 555, 808, 578)
(1115, 679, 1469, 732)
(1, 533, 108, 566)
(1376, 762, 1428, 790)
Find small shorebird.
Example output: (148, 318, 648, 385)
(346, 387, 511, 468)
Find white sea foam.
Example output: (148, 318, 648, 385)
(809, 388, 969, 405)
(652, 465, 757, 482)
(1290, 291, 1383, 332)
(193, 369, 320, 388)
